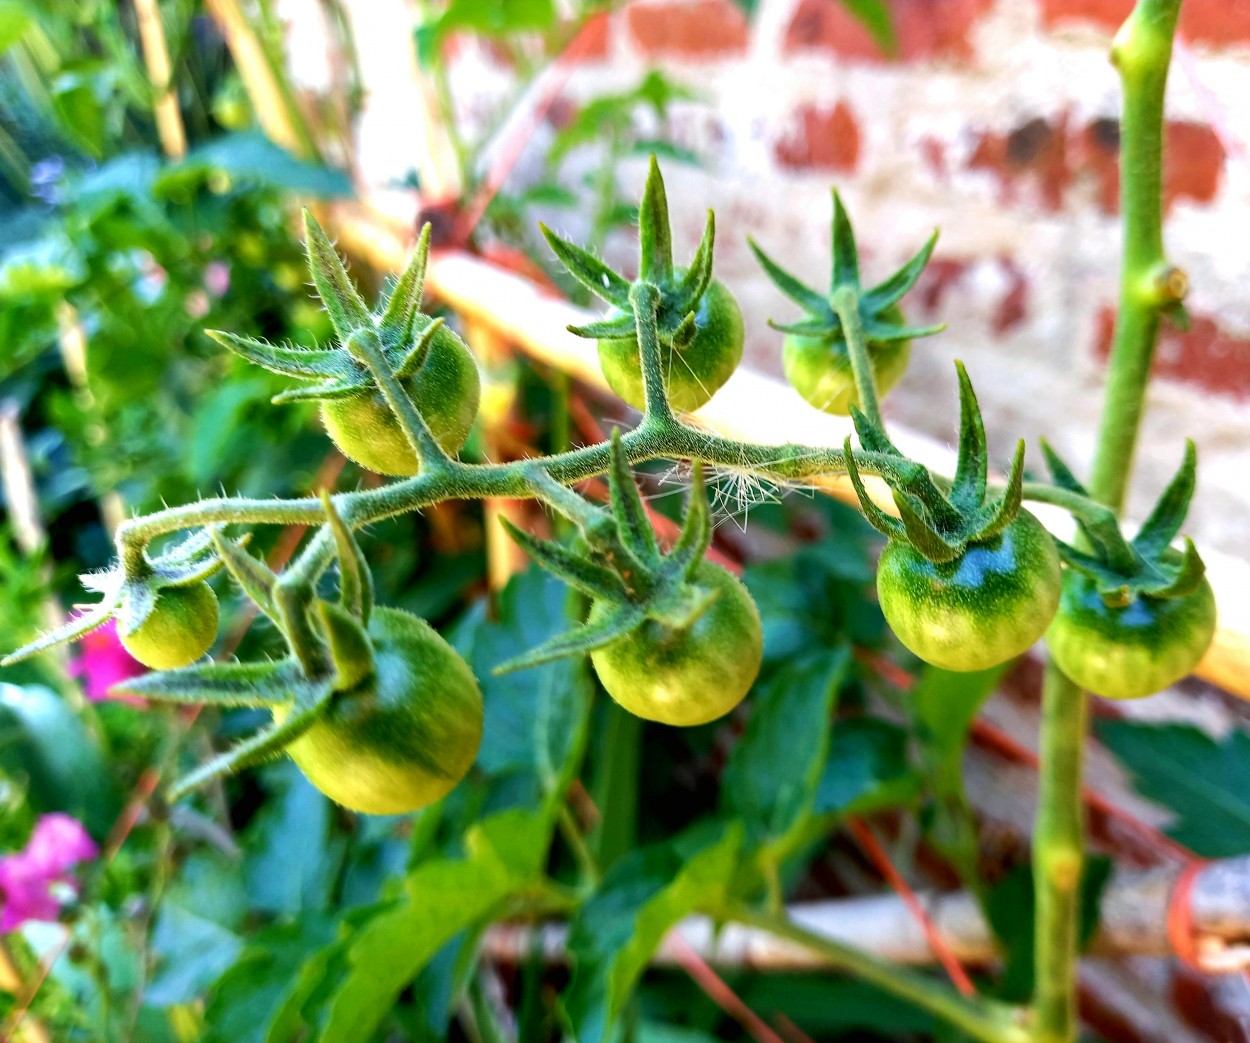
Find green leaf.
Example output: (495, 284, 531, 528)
(318, 809, 550, 1043)
(244, 763, 342, 916)
(814, 717, 920, 816)
(203, 916, 339, 1043)
(565, 823, 742, 1043)
(0, 0, 31, 52)
(0, 683, 119, 835)
(910, 664, 1007, 885)
(155, 133, 352, 197)
(1096, 721, 1250, 857)
(146, 903, 244, 1007)
(838, 0, 897, 57)
(722, 649, 850, 848)
(435, 0, 556, 35)
(460, 569, 595, 798)
(0, 234, 87, 300)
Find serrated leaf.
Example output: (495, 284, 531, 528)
(303, 210, 371, 341)
(565, 823, 742, 1043)
(1097, 721, 1250, 857)
(814, 717, 920, 816)
(723, 649, 850, 848)
(459, 569, 595, 796)
(317, 809, 550, 1043)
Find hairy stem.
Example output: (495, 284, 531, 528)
(728, 905, 1031, 1043)
(1031, 4, 1181, 1042)
(830, 286, 882, 429)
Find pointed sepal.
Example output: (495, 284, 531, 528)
(320, 491, 373, 625)
(113, 657, 303, 707)
(830, 190, 860, 290)
(607, 429, 660, 566)
(499, 517, 626, 601)
(492, 604, 645, 675)
(394, 317, 446, 380)
(540, 224, 632, 309)
(378, 223, 432, 349)
(950, 360, 988, 511)
(207, 331, 354, 382)
(861, 230, 940, 314)
(638, 155, 674, 282)
(1133, 440, 1197, 559)
(210, 529, 280, 625)
(315, 600, 375, 691)
(303, 209, 371, 340)
(843, 437, 904, 542)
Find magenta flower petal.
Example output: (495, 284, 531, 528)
(0, 815, 96, 933)
(68, 620, 147, 702)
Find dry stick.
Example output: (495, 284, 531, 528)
(134, 0, 187, 160)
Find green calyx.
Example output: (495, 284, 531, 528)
(542, 155, 715, 351)
(494, 429, 718, 673)
(207, 212, 447, 407)
(749, 189, 943, 353)
(1041, 438, 1205, 607)
(109, 494, 383, 801)
(1, 527, 242, 667)
(845, 362, 1027, 564)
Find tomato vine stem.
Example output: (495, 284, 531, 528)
(1031, 3, 1182, 1042)
(728, 905, 1032, 1043)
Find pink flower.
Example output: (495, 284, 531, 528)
(67, 620, 146, 703)
(205, 261, 231, 297)
(0, 814, 98, 933)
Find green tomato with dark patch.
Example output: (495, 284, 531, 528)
(277, 606, 483, 815)
(587, 562, 762, 726)
(877, 510, 1062, 672)
(1046, 571, 1216, 699)
(783, 305, 910, 416)
(321, 320, 480, 476)
(597, 278, 744, 414)
(120, 582, 219, 670)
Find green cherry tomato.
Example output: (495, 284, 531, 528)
(321, 320, 480, 476)
(279, 606, 483, 815)
(1046, 571, 1216, 699)
(120, 582, 219, 670)
(877, 510, 1062, 672)
(598, 278, 744, 414)
(783, 305, 910, 416)
(588, 562, 762, 726)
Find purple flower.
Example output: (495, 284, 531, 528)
(0, 814, 98, 933)
(67, 620, 146, 703)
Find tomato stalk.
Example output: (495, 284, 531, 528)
(830, 285, 883, 428)
(728, 905, 1032, 1043)
(1030, 3, 1182, 1041)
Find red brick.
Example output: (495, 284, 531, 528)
(1040, 0, 1250, 48)
(992, 261, 1029, 334)
(773, 102, 862, 172)
(913, 258, 969, 314)
(784, 0, 993, 63)
(1095, 306, 1250, 397)
(968, 115, 1071, 211)
(1073, 118, 1224, 214)
(625, 0, 747, 60)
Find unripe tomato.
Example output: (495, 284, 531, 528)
(321, 321, 480, 476)
(1046, 571, 1216, 699)
(597, 278, 744, 414)
(278, 607, 483, 814)
(588, 562, 762, 726)
(783, 306, 911, 416)
(876, 510, 1062, 672)
(120, 582, 219, 670)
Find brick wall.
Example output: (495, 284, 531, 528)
(345, 0, 1250, 558)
